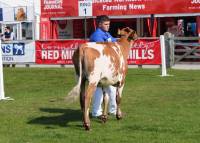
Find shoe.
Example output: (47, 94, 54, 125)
(92, 115, 102, 119)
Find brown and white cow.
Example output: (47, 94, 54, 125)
(67, 27, 137, 130)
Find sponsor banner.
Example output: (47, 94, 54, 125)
(92, 0, 200, 16)
(1, 42, 35, 63)
(36, 39, 161, 65)
(41, 0, 200, 18)
(128, 39, 161, 65)
(41, 0, 78, 18)
(36, 40, 86, 64)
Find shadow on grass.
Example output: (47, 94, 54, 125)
(27, 108, 82, 128)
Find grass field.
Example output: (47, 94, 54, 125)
(0, 68, 200, 143)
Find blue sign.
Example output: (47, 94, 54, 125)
(1, 43, 25, 56)
(13, 43, 25, 55)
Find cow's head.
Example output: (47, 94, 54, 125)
(118, 27, 137, 41)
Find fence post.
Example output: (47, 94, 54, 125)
(160, 35, 167, 76)
(0, 40, 5, 100)
(0, 40, 13, 100)
(164, 32, 175, 67)
(169, 34, 175, 66)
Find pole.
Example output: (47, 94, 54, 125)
(0, 40, 13, 100)
(84, 17, 87, 40)
(160, 35, 167, 76)
(0, 40, 5, 100)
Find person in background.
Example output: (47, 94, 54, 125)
(89, 15, 117, 117)
(1, 26, 15, 41)
(166, 18, 184, 37)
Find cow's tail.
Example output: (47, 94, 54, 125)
(66, 49, 82, 103)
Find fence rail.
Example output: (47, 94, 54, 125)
(165, 33, 200, 65)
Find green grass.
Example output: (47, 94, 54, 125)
(1, 68, 200, 143)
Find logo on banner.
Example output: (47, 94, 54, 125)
(1, 43, 25, 56)
(43, 0, 63, 10)
(13, 43, 25, 55)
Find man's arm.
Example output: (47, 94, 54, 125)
(107, 33, 117, 42)
(90, 32, 105, 42)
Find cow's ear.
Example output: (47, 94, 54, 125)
(124, 27, 131, 33)
(128, 30, 137, 41)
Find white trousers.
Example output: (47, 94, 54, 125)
(92, 86, 117, 117)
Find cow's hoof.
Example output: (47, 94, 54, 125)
(83, 123, 90, 131)
(100, 115, 108, 123)
(116, 114, 123, 120)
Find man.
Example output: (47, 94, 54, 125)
(89, 15, 117, 117)
(2, 26, 15, 41)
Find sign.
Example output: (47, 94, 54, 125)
(41, 0, 78, 18)
(92, 0, 200, 16)
(128, 39, 161, 65)
(41, 0, 200, 18)
(36, 39, 161, 65)
(78, 0, 93, 16)
(36, 40, 86, 64)
(1, 42, 35, 63)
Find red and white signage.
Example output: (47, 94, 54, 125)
(128, 39, 161, 65)
(41, 0, 78, 18)
(41, 0, 200, 18)
(92, 0, 200, 16)
(36, 40, 86, 64)
(36, 39, 161, 65)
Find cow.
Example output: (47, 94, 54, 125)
(67, 27, 137, 130)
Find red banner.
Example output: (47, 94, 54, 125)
(36, 39, 161, 65)
(36, 40, 86, 64)
(93, 0, 200, 16)
(41, 0, 78, 18)
(128, 39, 161, 65)
(41, 0, 200, 18)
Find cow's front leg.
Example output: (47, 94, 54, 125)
(116, 84, 124, 120)
(83, 83, 96, 130)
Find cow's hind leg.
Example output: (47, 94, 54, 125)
(101, 89, 109, 123)
(83, 83, 96, 130)
(80, 77, 86, 112)
(116, 84, 124, 120)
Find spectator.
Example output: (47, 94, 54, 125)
(2, 26, 15, 41)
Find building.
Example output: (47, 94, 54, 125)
(0, 0, 40, 40)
